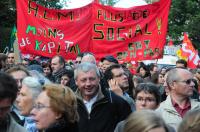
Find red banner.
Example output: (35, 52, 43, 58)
(17, 0, 171, 61)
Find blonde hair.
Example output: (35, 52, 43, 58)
(43, 84, 79, 123)
(124, 110, 168, 132)
(178, 109, 200, 132)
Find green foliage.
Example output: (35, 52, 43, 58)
(0, 1, 16, 27)
(33, 0, 62, 9)
(168, 0, 200, 48)
(0, 0, 16, 52)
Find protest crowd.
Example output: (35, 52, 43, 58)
(1, 52, 200, 132)
(1, 0, 200, 131)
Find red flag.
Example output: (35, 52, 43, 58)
(168, 37, 173, 46)
(180, 33, 199, 69)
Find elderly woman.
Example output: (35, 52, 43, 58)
(16, 76, 42, 132)
(31, 84, 79, 132)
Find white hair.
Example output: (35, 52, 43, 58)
(22, 76, 42, 100)
(81, 54, 96, 64)
(29, 70, 51, 85)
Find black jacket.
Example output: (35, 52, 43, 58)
(42, 119, 79, 132)
(76, 88, 131, 132)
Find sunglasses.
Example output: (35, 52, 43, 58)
(175, 78, 194, 85)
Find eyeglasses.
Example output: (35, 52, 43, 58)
(136, 97, 156, 103)
(33, 103, 50, 110)
(175, 78, 194, 85)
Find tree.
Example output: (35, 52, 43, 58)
(33, 0, 62, 9)
(0, 0, 16, 52)
(168, 0, 200, 49)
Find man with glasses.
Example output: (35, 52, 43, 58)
(156, 68, 200, 130)
(0, 72, 26, 132)
(104, 64, 135, 111)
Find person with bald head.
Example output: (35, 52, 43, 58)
(81, 52, 96, 64)
(156, 68, 200, 130)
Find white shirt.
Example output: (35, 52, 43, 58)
(83, 94, 98, 114)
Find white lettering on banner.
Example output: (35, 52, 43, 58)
(19, 37, 31, 47)
(41, 42, 55, 53)
(64, 41, 74, 52)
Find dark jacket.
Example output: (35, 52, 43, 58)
(76, 87, 131, 132)
(42, 119, 79, 132)
(52, 68, 67, 83)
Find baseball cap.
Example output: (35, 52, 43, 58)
(101, 55, 118, 64)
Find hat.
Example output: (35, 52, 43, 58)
(101, 55, 118, 64)
(28, 64, 43, 73)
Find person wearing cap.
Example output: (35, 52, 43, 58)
(101, 55, 118, 73)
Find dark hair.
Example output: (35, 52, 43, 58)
(101, 55, 118, 64)
(42, 62, 52, 73)
(135, 83, 161, 105)
(0, 72, 18, 103)
(176, 59, 187, 68)
(104, 64, 122, 81)
(149, 63, 157, 71)
(52, 55, 65, 67)
(150, 71, 159, 84)
(0, 53, 7, 70)
(60, 69, 74, 80)
(5, 65, 30, 76)
(136, 65, 150, 78)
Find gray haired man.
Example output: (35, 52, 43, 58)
(75, 62, 131, 132)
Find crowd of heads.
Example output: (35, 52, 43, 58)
(1, 51, 200, 132)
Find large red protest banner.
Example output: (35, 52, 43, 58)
(17, 0, 171, 61)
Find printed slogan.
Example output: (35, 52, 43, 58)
(17, 0, 171, 61)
